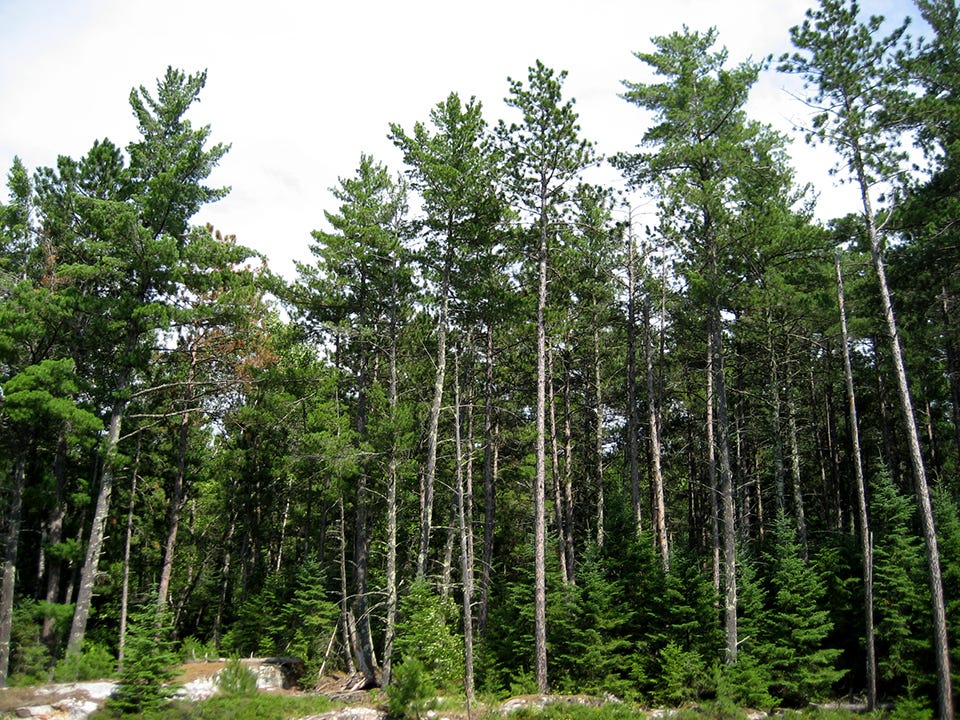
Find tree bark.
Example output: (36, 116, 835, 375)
(479, 324, 496, 634)
(417, 241, 453, 581)
(68, 397, 125, 656)
(626, 223, 642, 535)
(534, 195, 549, 693)
(835, 252, 877, 711)
(855, 137, 952, 719)
(453, 351, 476, 703)
(0, 457, 25, 687)
(644, 291, 668, 571)
(548, 346, 570, 584)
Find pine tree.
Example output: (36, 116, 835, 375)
(758, 512, 845, 706)
(106, 595, 180, 715)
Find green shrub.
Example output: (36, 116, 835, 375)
(217, 658, 258, 697)
(105, 595, 180, 715)
(181, 636, 218, 663)
(655, 641, 708, 705)
(54, 643, 116, 682)
(394, 581, 463, 691)
(386, 657, 437, 720)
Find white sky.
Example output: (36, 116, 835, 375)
(0, 0, 920, 278)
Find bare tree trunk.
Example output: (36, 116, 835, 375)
(710, 306, 738, 665)
(479, 324, 496, 635)
(0, 457, 25, 687)
(118, 435, 143, 671)
(454, 352, 475, 703)
(68, 399, 124, 656)
(158, 348, 196, 609)
(786, 394, 808, 560)
(338, 493, 356, 676)
(41, 434, 68, 646)
(562, 358, 576, 582)
(417, 243, 453, 581)
(625, 223, 642, 534)
(534, 202, 549, 694)
(706, 338, 720, 597)
(382, 314, 400, 686)
(856, 143, 952, 719)
(643, 292, 668, 571)
(547, 345, 569, 584)
(836, 252, 877, 711)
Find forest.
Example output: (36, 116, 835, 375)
(1, 0, 959, 717)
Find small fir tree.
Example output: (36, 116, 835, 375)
(759, 512, 845, 705)
(105, 595, 179, 715)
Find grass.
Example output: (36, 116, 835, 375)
(87, 692, 335, 720)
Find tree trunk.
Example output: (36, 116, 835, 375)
(158, 347, 197, 609)
(706, 338, 720, 597)
(479, 323, 496, 635)
(382, 316, 400, 686)
(644, 291, 668, 571)
(856, 141, 952, 720)
(68, 399, 125, 656)
(417, 242, 453, 581)
(626, 223, 642, 535)
(836, 252, 877, 711)
(118, 435, 143, 671)
(534, 199, 549, 694)
(786, 394, 808, 560)
(454, 352, 476, 703)
(0, 457, 26, 687)
(710, 303, 737, 664)
(548, 345, 570, 584)
(41, 434, 68, 646)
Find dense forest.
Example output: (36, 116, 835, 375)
(1, 0, 959, 716)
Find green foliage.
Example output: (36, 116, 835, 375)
(655, 641, 708, 706)
(282, 559, 338, 676)
(180, 636, 218, 663)
(217, 658, 258, 697)
(393, 581, 463, 692)
(386, 657, 437, 720)
(54, 643, 116, 682)
(870, 469, 934, 697)
(89, 692, 333, 720)
(105, 596, 180, 715)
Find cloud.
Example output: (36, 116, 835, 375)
(1, 0, 918, 277)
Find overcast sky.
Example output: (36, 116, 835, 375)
(1, 0, 920, 277)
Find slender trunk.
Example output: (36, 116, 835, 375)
(41, 434, 68, 645)
(706, 337, 720, 597)
(0, 457, 26, 687)
(770, 327, 787, 512)
(158, 347, 196, 609)
(418, 240, 453, 580)
(625, 224, 642, 533)
(548, 345, 569, 584)
(855, 140, 952, 719)
(441, 498, 457, 598)
(786, 394, 808, 560)
(118, 435, 143, 671)
(479, 324, 496, 634)
(382, 312, 400, 686)
(454, 352, 475, 702)
(534, 198, 549, 694)
(836, 252, 877, 711)
(562, 357, 575, 581)
(213, 507, 235, 652)
(644, 291, 668, 570)
(942, 287, 960, 461)
(708, 266, 737, 664)
(68, 398, 125, 656)
(338, 493, 356, 675)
